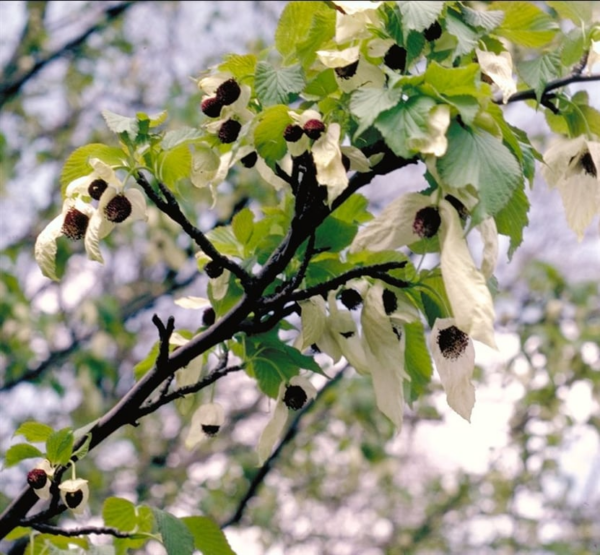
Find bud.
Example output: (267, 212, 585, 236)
(283, 124, 304, 143)
(303, 119, 326, 140)
(27, 468, 48, 490)
(201, 96, 223, 118)
(240, 151, 258, 168)
(202, 307, 216, 326)
(88, 179, 108, 200)
(424, 21, 442, 42)
(413, 206, 441, 238)
(61, 208, 90, 240)
(104, 194, 132, 223)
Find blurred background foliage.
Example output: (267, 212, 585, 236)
(0, 2, 599, 554)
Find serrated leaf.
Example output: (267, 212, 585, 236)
(517, 52, 561, 103)
(14, 421, 54, 443)
(255, 62, 305, 107)
(296, 10, 336, 69)
(314, 216, 357, 253)
(350, 87, 403, 137)
(158, 144, 192, 188)
(547, 1, 591, 24)
(103, 497, 137, 532)
(182, 516, 237, 555)
(424, 62, 480, 97)
(102, 110, 139, 136)
(254, 105, 291, 167)
(490, 1, 558, 48)
(151, 508, 195, 555)
(137, 110, 167, 128)
(404, 321, 433, 402)
(60, 144, 125, 194)
(219, 54, 257, 81)
(304, 69, 338, 99)
(3, 443, 43, 468)
(275, 1, 328, 59)
(397, 1, 444, 31)
(460, 6, 504, 31)
(494, 181, 529, 259)
(331, 193, 372, 225)
(232, 207, 254, 246)
(161, 128, 204, 150)
(206, 225, 242, 257)
(445, 12, 479, 56)
(375, 96, 436, 158)
(45, 427, 74, 466)
(437, 122, 522, 217)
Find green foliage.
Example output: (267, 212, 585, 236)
(182, 516, 238, 555)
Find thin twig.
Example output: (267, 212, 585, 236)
(30, 522, 132, 538)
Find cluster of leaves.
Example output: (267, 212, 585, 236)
(2, 1, 600, 553)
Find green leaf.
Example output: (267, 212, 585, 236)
(490, 1, 558, 48)
(60, 144, 126, 194)
(547, 1, 591, 24)
(255, 62, 305, 107)
(304, 69, 338, 99)
(331, 193, 372, 225)
(219, 54, 257, 82)
(254, 105, 291, 167)
(158, 144, 192, 188)
(275, 1, 329, 59)
(442, 95, 480, 127)
(134, 342, 159, 381)
(314, 216, 357, 253)
(296, 10, 336, 70)
(517, 52, 561, 103)
(437, 122, 522, 217)
(560, 28, 585, 67)
(161, 128, 204, 150)
(397, 1, 444, 32)
(232, 207, 254, 246)
(304, 252, 349, 287)
(494, 181, 530, 258)
(151, 508, 195, 555)
(14, 421, 54, 443)
(445, 12, 479, 56)
(206, 225, 242, 258)
(182, 516, 237, 555)
(375, 96, 436, 158)
(71, 433, 92, 461)
(102, 109, 139, 137)
(424, 62, 480, 97)
(103, 497, 137, 532)
(3, 443, 43, 468)
(350, 87, 403, 137)
(137, 110, 168, 128)
(45, 427, 74, 466)
(460, 6, 505, 31)
(404, 321, 433, 402)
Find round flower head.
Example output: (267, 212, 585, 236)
(59, 478, 89, 515)
(27, 459, 55, 500)
(185, 402, 225, 450)
(65, 157, 122, 200)
(34, 197, 96, 281)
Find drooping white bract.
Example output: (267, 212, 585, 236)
(27, 459, 55, 500)
(438, 199, 497, 349)
(585, 40, 600, 76)
(316, 46, 385, 94)
(476, 48, 517, 104)
(409, 105, 451, 157)
(34, 197, 96, 281)
(312, 123, 349, 206)
(361, 283, 411, 429)
(331, 1, 383, 43)
(59, 478, 89, 515)
(257, 376, 317, 466)
(429, 317, 476, 422)
(185, 402, 225, 450)
(540, 135, 600, 240)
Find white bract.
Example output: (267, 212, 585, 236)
(28, 459, 55, 500)
(257, 376, 317, 466)
(476, 48, 517, 104)
(541, 135, 600, 239)
(185, 402, 225, 450)
(59, 478, 89, 515)
(429, 317, 476, 422)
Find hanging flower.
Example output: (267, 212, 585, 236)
(59, 478, 89, 515)
(27, 459, 55, 500)
(540, 135, 600, 240)
(584, 40, 600, 76)
(429, 317, 476, 422)
(185, 402, 225, 450)
(331, 1, 383, 43)
(316, 46, 385, 94)
(257, 376, 317, 465)
(34, 197, 96, 281)
(476, 48, 517, 104)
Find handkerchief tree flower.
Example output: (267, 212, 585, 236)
(6, 1, 600, 552)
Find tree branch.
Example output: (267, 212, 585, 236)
(30, 522, 132, 538)
(221, 366, 347, 529)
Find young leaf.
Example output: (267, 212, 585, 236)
(404, 321, 434, 402)
(254, 105, 291, 167)
(150, 508, 195, 555)
(14, 421, 54, 443)
(60, 144, 126, 194)
(517, 52, 561, 103)
(3, 443, 43, 468)
(45, 427, 74, 466)
(490, 1, 558, 48)
(397, 1, 444, 32)
(182, 516, 237, 555)
(254, 62, 305, 107)
(103, 497, 137, 532)
(494, 181, 529, 259)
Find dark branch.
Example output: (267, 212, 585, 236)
(30, 522, 132, 538)
(136, 173, 253, 290)
(222, 367, 347, 529)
